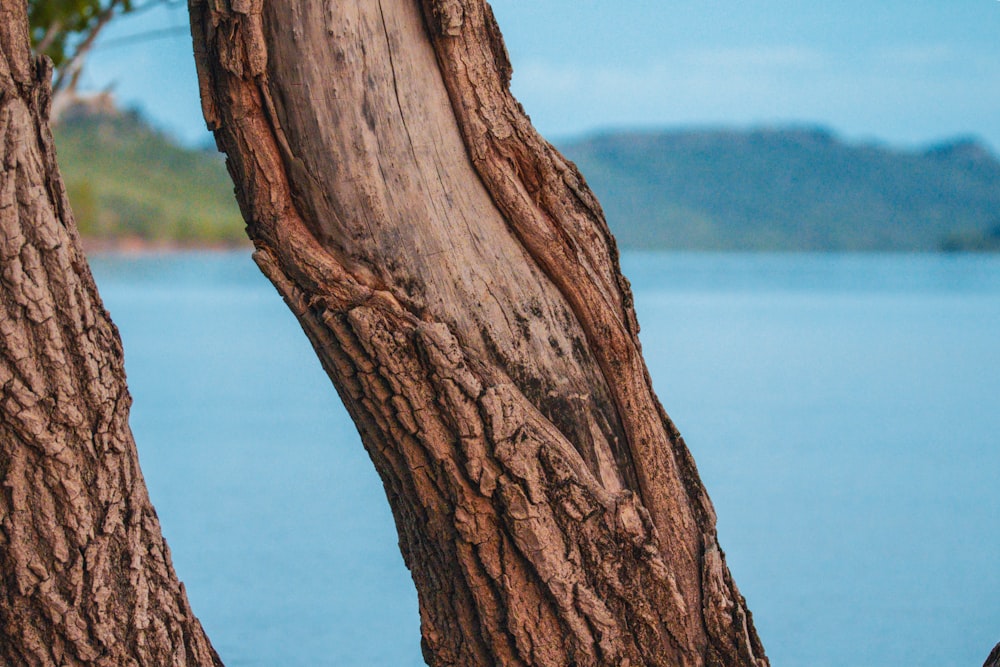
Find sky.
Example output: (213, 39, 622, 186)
(82, 1, 1000, 151)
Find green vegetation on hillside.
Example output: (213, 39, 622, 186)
(53, 111, 1000, 252)
(940, 221, 1000, 252)
(29, 0, 129, 70)
(54, 107, 246, 247)
(560, 127, 1000, 251)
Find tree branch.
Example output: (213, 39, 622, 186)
(51, 0, 121, 95)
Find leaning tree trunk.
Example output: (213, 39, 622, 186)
(191, 1, 768, 665)
(0, 6, 221, 665)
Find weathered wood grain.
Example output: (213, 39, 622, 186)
(190, 0, 768, 664)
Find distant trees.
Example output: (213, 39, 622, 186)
(940, 219, 1000, 252)
(54, 111, 246, 247)
(562, 129, 1000, 252)
(28, 0, 131, 96)
(27, 0, 183, 118)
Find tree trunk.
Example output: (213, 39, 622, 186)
(0, 5, 221, 665)
(190, 0, 767, 665)
(985, 642, 1000, 667)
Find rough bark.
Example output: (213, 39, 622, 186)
(0, 5, 221, 665)
(190, 0, 768, 665)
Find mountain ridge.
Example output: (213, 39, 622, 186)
(52, 109, 1000, 252)
(559, 126, 1000, 251)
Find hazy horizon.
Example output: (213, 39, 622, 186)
(79, 1, 1000, 152)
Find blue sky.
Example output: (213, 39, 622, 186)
(83, 1, 1000, 151)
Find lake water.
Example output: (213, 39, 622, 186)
(89, 251, 1000, 667)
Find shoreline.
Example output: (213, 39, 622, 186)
(79, 237, 999, 256)
(81, 236, 251, 255)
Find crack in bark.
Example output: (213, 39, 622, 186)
(190, 1, 769, 665)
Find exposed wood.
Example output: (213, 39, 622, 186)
(190, 0, 767, 665)
(0, 5, 221, 665)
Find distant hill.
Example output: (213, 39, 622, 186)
(53, 105, 246, 248)
(558, 127, 1000, 251)
(53, 108, 1000, 252)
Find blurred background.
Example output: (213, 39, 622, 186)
(48, 0, 1000, 252)
(31, 1, 1000, 665)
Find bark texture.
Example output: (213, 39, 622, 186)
(0, 6, 221, 665)
(985, 642, 1000, 667)
(190, 0, 768, 665)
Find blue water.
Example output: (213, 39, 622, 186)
(89, 251, 1000, 667)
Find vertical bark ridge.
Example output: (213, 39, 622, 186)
(416, 3, 769, 662)
(0, 6, 221, 665)
(189, 0, 768, 664)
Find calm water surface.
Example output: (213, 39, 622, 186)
(90, 251, 1000, 667)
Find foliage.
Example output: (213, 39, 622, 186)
(54, 108, 247, 247)
(28, 0, 129, 68)
(560, 128, 1000, 251)
(941, 222, 1000, 252)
